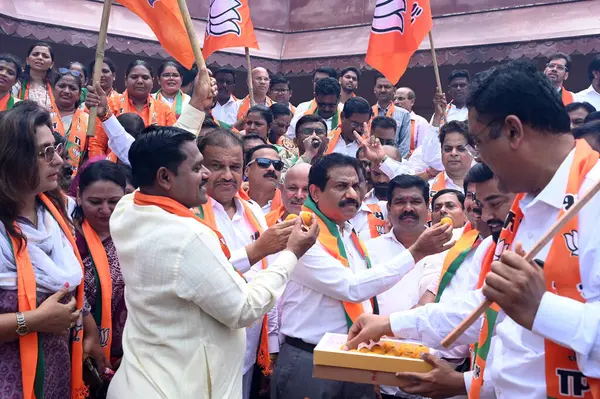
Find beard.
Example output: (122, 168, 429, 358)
(373, 184, 388, 200)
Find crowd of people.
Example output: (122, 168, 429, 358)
(0, 41, 600, 399)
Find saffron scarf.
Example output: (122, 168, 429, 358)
(10, 194, 87, 399)
(470, 140, 600, 399)
(51, 107, 89, 176)
(19, 81, 53, 104)
(265, 204, 285, 227)
(195, 195, 273, 375)
(302, 196, 379, 329)
(325, 125, 343, 154)
(366, 203, 387, 239)
(236, 96, 274, 121)
(0, 93, 15, 111)
(371, 102, 396, 119)
(561, 87, 575, 106)
(114, 90, 178, 127)
(430, 173, 447, 197)
(410, 119, 416, 151)
(155, 89, 184, 117)
(81, 221, 113, 359)
(305, 99, 340, 131)
(434, 229, 480, 303)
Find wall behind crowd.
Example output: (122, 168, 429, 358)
(1, 35, 596, 117)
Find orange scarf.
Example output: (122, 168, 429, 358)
(10, 194, 86, 399)
(51, 108, 89, 176)
(19, 81, 53, 105)
(81, 221, 113, 360)
(0, 92, 16, 111)
(114, 91, 175, 127)
(371, 102, 396, 119)
(265, 204, 286, 227)
(410, 119, 416, 151)
(463, 221, 473, 234)
(195, 196, 272, 375)
(430, 173, 447, 197)
(470, 140, 600, 399)
(155, 89, 185, 118)
(366, 203, 387, 238)
(561, 87, 575, 106)
(302, 196, 379, 328)
(325, 125, 343, 154)
(304, 99, 341, 130)
(236, 96, 274, 121)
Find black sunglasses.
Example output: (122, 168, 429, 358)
(248, 157, 284, 172)
(58, 67, 82, 78)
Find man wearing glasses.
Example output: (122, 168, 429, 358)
(543, 53, 575, 105)
(326, 96, 372, 157)
(292, 114, 330, 165)
(269, 74, 295, 113)
(245, 144, 285, 215)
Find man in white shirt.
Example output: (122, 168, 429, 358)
(197, 130, 298, 398)
(272, 153, 455, 399)
(287, 68, 342, 138)
(244, 144, 284, 215)
(431, 70, 471, 125)
(575, 55, 600, 110)
(339, 66, 360, 105)
(373, 74, 412, 157)
(108, 125, 318, 399)
(327, 97, 372, 157)
(211, 68, 240, 126)
(394, 87, 431, 152)
(364, 145, 402, 204)
(346, 59, 600, 399)
(269, 74, 295, 112)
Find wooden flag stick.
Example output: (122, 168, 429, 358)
(86, 0, 112, 137)
(176, 0, 206, 69)
(245, 47, 255, 106)
(428, 31, 447, 123)
(441, 177, 600, 348)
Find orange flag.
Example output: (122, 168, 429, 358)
(366, 0, 432, 84)
(117, 0, 195, 68)
(202, 0, 259, 59)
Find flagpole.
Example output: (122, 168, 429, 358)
(176, 0, 206, 68)
(86, 0, 112, 137)
(428, 31, 447, 123)
(245, 47, 256, 106)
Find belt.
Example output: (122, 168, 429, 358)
(285, 336, 316, 353)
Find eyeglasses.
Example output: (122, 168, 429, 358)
(247, 157, 284, 171)
(298, 127, 327, 137)
(216, 79, 235, 86)
(271, 88, 289, 94)
(317, 102, 338, 110)
(39, 143, 63, 163)
(58, 68, 82, 78)
(466, 118, 501, 158)
(161, 73, 181, 79)
(545, 63, 568, 72)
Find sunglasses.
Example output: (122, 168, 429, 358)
(39, 143, 63, 163)
(247, 157, 284, 172)
(58, 67, 82, 78)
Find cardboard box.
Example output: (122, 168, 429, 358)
(313, 333, 433, 387)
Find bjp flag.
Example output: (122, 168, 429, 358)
(117, 0, 195, 68)
(202, 0, 259, 59)
(366, 0, 432, 84)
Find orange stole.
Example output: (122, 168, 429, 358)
(51, 108, 89, 176)
(410, 119, 416, 151)
(561, 88, 575, 106)
(0, 93, 16, 111)
(111, 90, 176, 126)
(371, 102, 396, 119)
(366, 203, 387, 238)
(236, 96, 274, 121)
(325, 125, 342, 154)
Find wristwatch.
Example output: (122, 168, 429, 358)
(15, 312, 29, 336)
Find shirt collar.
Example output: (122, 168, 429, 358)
(211, 196, 246, 221)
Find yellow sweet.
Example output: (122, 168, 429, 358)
(344, 342, 429, 358)
(285, 213, 298, 221)
(300, 211, 313, 226)
(440, 216, 453, 226)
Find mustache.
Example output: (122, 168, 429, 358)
(215, 178, 236, 186)
(400, 211, 418, 220)
(263, 171, 278, 179)
(289, 198, 305, 205)
(487, 219, 504, 229)
(338, 199, 359, 208)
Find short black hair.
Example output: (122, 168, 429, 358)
(295, 114, 328, 137)
(588, 55, 600, 83)
(245, 143, 279, 166)
(566, 101, 597, 115)
(342, 96, 371, 119)
(0, 53, 22, 81)
(314, 67, 338, 80)
(129, 126, 196, 188)
(387, 175, 430, 205)
(214, 67, 236, 83)
(467, 59, 571, 136)
(585, 111, 600, 124)
(125, 60, 154, 78)
(374, 72, 390, 84)
(315, 77, 341, 98)
(89, 57, 116, 75)
(198, 128, 244, 153)
(270, 102, 292, 119)
(371, 116, 397, 131)
(117, 163, 136, 188)
(448, 69, 470, 83)
(464, 163, 494, 193)
(439, 120, 471, 145)
(117, 113, 145, 140)
(309, 153, 360, 193)
(573, 120, 600, 140)
(340, 67, 361, 82)
(158, 60, 184, 77)
(548, 52, 572, 72)
(247, 104, 273, 126)
(431, 188, 465, 210)
(269, 74, 290, 89)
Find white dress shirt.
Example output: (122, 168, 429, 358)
(286, 100, 344, 139)
(575, 85, 600, 111)
(107, 193, 298, 399)
(350, 201, 388, 242)
(389, 148, 600, 399)
(430, 103, 469, 123)
(428, 172, 465, 194)
(279, 221, 417, 345)
(411, 111, 431, 149)
(208, 197, 280, 375)
(330, 136, 361, 157)
(212, 95, 241, 125)
(152, 91, 191, 109)
(101, 104, 206, 165)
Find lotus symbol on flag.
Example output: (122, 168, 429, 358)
(371, 0, 408, 34)
(206, 0, 243, 37)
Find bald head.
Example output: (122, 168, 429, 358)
(394, 87, 416, 112)
(283, 163, 311, 216)
(383, 145, 402, 161)
(251, 67, 270, 97)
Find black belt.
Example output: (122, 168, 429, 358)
(285, 336, 316, 353)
